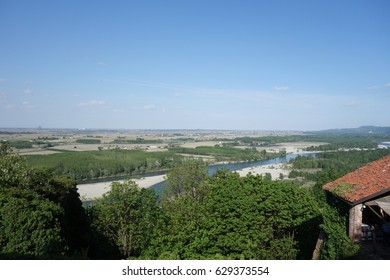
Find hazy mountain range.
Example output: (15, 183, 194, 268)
(306, 126, 390, 135)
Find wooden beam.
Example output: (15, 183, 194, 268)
(312, 229, 325, 260)
(364, 204, 385, 221)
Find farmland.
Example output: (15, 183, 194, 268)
(2, 128, 388, 183)
(2, 129, 285, 181)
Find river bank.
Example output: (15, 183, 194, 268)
(77, 157, 302, 201)
(77, 160, 294, 201)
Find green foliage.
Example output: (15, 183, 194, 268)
(164, 159, 208, 201)
(168, 146, 280, 162)
(0, 143, 90, 259)
(332, 183, 354, 197)
(290, 149, 390, 182)
(149, 171, 321, 260)
(5, 139, 58, 149)
(0, 143, 30, 189)
(111, 138, 163, 144)
(318, 204, 360, 259)
(305, 138, 378, 151)
(6, 140, 33, 149)
(231, 134, 384, 151)
(26, 149, 181, 181)
(0, 189, 65, 258)
(310, 186, 360, 259)
(288, 150, 390, 259)
(75, 139, 101, 144)
(36, 136, 59, 141)
(26, 170, 90, 254)
(5, 139, 384, 260)
(149, 195, 206, 259)
(89, 180, 160, 259)
(234, 135, 307, 145)
(263, 173, 272, 180)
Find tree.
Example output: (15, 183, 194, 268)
(164, 159, 208, 201)
(0, 142, 90, 259)
(0, 143, 29, 189)
(146, 160, 209, 259)
(89, 179, 160, 259)
(150, 169, 322, 260)
(197, 171, 321, 259)
(26, 170, 90, 255)
(0, 189, 65, 258)
(148, 193, 207, 259)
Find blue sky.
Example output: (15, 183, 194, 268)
(1, 0, 389, 130)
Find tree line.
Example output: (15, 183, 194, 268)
(288, 149, 390, 182)
(26, 149, 182, 181)
(168, 146, 281, 162)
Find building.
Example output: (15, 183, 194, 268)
(323, 155, 390, 242)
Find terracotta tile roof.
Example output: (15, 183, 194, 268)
(323, 155, 390, 205)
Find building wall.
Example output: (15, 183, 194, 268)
(349, 204, 363, 242)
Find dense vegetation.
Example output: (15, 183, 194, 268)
(304, 137, 378, 151)
(168, 146, 281, 162)
(25, 145, 284, 182)
(7, 140, 33, 149)
(88, 162, 322, 260)
(307, 126, 390, 135)
(87, 180, 159, 259)
(289, 149, 390, 181)
(75, 139, 101, 144)
(288, 148, 390, 259)
(220, 134, 385, 150)
(2, 142, 388, 260)
(7, 139, 55, 149)
(111, 138, 163, 144)
(0, 144, 90, 259)
(26, 149, 182, 181)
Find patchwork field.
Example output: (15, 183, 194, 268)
(1, 128, 341, 184)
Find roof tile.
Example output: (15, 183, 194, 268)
(323, 154, 390, 204)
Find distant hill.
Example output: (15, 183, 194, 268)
(305, 126, 390, 135)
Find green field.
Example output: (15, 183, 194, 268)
(16, 132, 390, 183)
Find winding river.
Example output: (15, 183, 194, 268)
(79, 152, 316, 203)
(150, 152, 315, 193)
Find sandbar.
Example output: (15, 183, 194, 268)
(236, 162, 291, 180)
(77, 174, 166, 201)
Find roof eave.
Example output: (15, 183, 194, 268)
(347, 188, 390, 206)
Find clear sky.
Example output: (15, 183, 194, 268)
(1, 0, 389, 131)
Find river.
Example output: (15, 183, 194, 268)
(150, 153, 315, 194)
(79, 152, 316, 203)
(208, 153, 308, 175)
